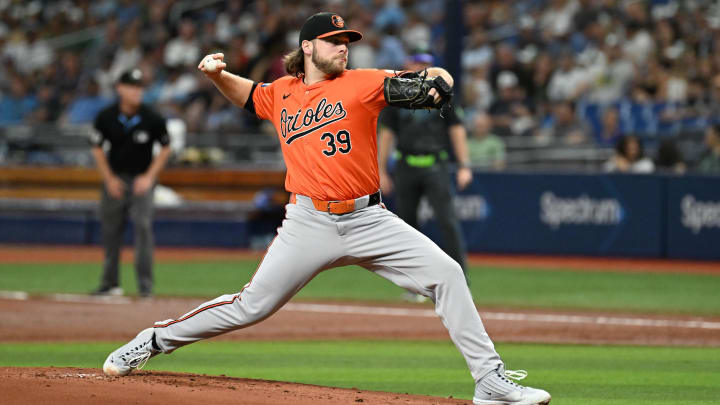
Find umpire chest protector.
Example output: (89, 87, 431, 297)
(91, 104, 169, 176)
(380, 106, 461, 156)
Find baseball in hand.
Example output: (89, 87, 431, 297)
(203, 57, 218, 73)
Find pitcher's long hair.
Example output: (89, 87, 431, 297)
(284, 48, 305, 77)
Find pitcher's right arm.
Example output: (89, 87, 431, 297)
(198, 53, 255, 107)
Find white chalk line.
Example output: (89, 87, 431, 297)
(2, 291, 718, 330)
(49, 293, 133, 304)
(0, 290, 132, 304)
(0, 290, 29, 300)
(283, 303, 720, 330)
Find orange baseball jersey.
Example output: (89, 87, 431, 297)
(247, 69, 401, 201)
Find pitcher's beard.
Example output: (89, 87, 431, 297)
(312, 49, 346, 76)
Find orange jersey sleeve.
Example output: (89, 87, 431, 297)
(348, 69, 402, 115)
(251, 81, 276, 120)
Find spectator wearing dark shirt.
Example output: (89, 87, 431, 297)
(489, 43, 532, 96)
(655, 138, 686, 174)
(536, 101, 589, 145)
(604, 135, 654, 173)
(488, 71, 534, 136)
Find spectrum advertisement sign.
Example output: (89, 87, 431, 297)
(418, 173, 664, 257)
(666, 176, 720, 259)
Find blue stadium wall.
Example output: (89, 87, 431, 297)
(1, 173, 719, 259)
(414, 173, 720, 260)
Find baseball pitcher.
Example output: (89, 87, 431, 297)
(102, 12, 550, 405)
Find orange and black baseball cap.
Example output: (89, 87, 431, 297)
(298, 12, 363, 46)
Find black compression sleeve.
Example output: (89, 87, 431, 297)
(243, 82, 259, 114)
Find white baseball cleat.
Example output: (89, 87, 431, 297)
(473, 365, 551, 405)
(103, 327, 160, 376)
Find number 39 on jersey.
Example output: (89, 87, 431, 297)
(321, 130, 352, 157)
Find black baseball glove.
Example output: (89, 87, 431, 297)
(383, 70, 453, 116)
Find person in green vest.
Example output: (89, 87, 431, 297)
(378, 49, 473, 294)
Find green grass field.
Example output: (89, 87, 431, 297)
(0, 341, 718, 404)
(1, 258, 719, 404)
(1, 260, 720, 315)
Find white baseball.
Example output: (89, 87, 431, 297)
(204, 57, 218, 73)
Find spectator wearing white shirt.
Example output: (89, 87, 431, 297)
(23, 30, 54, 74)
(622, 19, 655, 67)
(164, 19, 200, 67)
(585, 38, 635, 103)
(462, 30, 493, 72)
(401, 12, 430, 50)
(156, 66, 197, 106)
(540, 0, 580, 39)
(348, 23, 378, 69)
(547, 53, 591, 101)
(111, 27, 142, 80)
(463, 63, 493, 114)
(3, 30, 54, 75)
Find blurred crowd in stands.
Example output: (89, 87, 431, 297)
(1, 0, 720, 173)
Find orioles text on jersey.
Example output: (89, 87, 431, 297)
(280, 98, 347, 144)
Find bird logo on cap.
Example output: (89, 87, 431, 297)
(331, 15, 345, 28)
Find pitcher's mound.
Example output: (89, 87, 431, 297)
(2, 367, 471, 405)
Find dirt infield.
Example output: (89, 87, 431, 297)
(2, 295, 719, 405)
(2, 245, 719, 404)
(1, 367, 471, 405)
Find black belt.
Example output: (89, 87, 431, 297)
(367, 191, 381, 207)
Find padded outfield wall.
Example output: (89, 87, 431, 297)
(402, 173, 720, 260)
(1, 173, 719, 259)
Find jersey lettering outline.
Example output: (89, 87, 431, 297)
(280, 98, 347, 144)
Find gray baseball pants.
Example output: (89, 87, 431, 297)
(153, 195, 502, 381)
(98, 174, 154, 295)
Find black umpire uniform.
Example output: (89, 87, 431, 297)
(379, 105, 470, 280)
(90, 69, 170, 297)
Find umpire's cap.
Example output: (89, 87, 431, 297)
(299, 12, 362, 46)
(117, 68, 144, 87)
